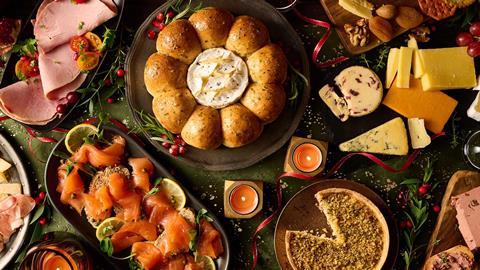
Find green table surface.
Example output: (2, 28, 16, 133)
(2, 0, 480, 269)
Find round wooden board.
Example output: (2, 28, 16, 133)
(125, 0, 310, 171)
(274, 179, 399, 270)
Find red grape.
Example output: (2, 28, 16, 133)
(456, 32, 474, 46)
(470, 21, 480, 36)
(468, 41, 480, 57)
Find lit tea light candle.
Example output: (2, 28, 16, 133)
(43, 254, 72, 270)
(229, 184, 259, 215)
(292, 143, 323, 173)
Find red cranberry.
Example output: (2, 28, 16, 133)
(56, 104, 67, 114)
(161, 142, 171, 149)
(39, 217, 47, 225)
(156, 13, 165, 22)
(418, 186, 428, 195)
(178, 146, 186, 155)
(38, 191, 46, 200)
(0, 60, 4, 68)
(166, 11, 175, 18)
(158, 23, 165, 31)
(433, 205, 441, 213)
(147, 30, 156, 40)
(66, 92, 79, 104)
(103, 79, 112, 86)
(106, 98, 114, 104)
(116, 69, 125, 77)
(405, 220, 413, 229)
(169, 144, 179, 156)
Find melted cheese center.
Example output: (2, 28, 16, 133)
(187, 48, 249, 109)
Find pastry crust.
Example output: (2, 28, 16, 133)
(285, 188, 390, 270)
(220, 103, 263, 148)
(240, 83, 285, 123)
(156, 19, 202, 64)
(225, 16, 270, 57)
(188, 7, 234, 49)
(144, 53, 187, 96)
(247, 43, 288, 84)
(181, 105, 223, 150)
(152, 88, 196, 134)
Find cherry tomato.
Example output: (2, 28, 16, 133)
(15, 58, 36, 80)
(470, 21, 480, 36)
(467, 41, 480, 57)
(20, 55, 28, 61)
(84, 32, 103, 51)
(70, 36, 90, 52)
(456, 32, 474, 46)
(147, 30, 156, 40)
(77, 52, 100, 71)
(66, 92, 79, 104)
(116, 69, 125, 77)
(56, 104, 66, 114)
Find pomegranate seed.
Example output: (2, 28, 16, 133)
(433, 205, 441, 213)
(167, 11, 175, 18)
(56, 104, 66, 114)
(20, 55, 28, 61)
(103, 79, 112, 86)
(38, 191, 46, 200)
(161, 142, 171, 149)
(106, 98, 114, 104)
(39, 217, 47, 225)
(156, 13, 165, 22)
(116, 69, 125, 77)
(178, 146, 186, 155)
(147, 30, 156, 40)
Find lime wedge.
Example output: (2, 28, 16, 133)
(196, 255, 216, 270)
(159, 178, 186, 210)
(95, 217, 125, 240)
(65, 124, 99, 154)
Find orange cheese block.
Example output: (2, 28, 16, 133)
(383, 78, 457, 134)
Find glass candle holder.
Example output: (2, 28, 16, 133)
(464, 129, 480, 170)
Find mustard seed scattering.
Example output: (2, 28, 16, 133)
(285, 189, 389, 270)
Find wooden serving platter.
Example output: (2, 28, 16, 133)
(424, 170, 480, 269)
(319, 0, 421, 55)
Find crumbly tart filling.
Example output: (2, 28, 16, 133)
(286, 191, 386, 270)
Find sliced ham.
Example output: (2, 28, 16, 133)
(0, 195, 35, 251)
(0, 76, 75, 125)
(38, 43, 83, 97)
(34, 0, 117, 53)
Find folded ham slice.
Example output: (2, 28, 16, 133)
(34, 0, 117, 53)
(0, 194, 35, 251)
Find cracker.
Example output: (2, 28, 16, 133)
(418, 0, 457, 21)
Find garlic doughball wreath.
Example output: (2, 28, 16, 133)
(144, 7, 288, 150)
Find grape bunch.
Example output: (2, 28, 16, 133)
(456, 21, 480, 57)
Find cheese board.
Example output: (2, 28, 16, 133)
(318, 0, 424, 55)
(424, 170, 480, 265)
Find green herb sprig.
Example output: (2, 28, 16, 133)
(288, 63, 308, 107)
(167, 0, 203, 24)
(132, 110, 174, 143)
(11, 38, 37, 57)
(359, 45, 390, 73)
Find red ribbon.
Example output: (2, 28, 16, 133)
(250, 132, 446, 269)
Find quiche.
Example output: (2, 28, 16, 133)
(285, 188, 390, 270)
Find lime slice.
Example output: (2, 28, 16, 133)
(159, 178, 186, 210)
(65, 124, 99, 154)
(195, 255, 216, 270)
(95, 217, 125, 240)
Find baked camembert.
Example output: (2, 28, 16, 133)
(285, 188, 390, 270)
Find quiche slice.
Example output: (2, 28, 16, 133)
(285, 188, 390, 270)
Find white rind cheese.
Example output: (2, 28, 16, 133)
(339, 117, 409, 155)
(407, 118, 431, 149)
(187, 48, 249, 109)
(319, 84, 349, 122)
(334, 66, 383, 117)
(467, 91, 480, 122)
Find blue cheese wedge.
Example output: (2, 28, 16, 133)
(467, 91, 480, 122)
(319, 84, 349, 122)
(407, 118, 431, 149)
(339, 117, 409, 155)
(334, 66, 383, 117)
(187, 48, 249, 109)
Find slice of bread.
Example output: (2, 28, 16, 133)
(423, 245, 474, 270)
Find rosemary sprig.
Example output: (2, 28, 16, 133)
(288, 63, 308, 107)
(165, 0, 203, 24)
(358, 46, 390, 72)
(132, 110, 174, 142)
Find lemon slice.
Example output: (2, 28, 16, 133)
(65, 124, 99, 154)
(195, 255, 216, 270)
(95, 217, 125, 240)
(159, 178, 186, 210)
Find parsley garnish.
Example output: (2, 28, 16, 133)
(11, 38, 37, 57)
(78, 21, 85, 30)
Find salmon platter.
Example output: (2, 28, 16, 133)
(0, 0, 125, 132)
(45, 126, 230, 270)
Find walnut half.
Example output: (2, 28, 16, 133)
(344, 19, 370, 47)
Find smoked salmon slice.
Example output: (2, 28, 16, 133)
(111, 220, 157, 253)
(59, 167, 84, 214)
(132, 242, 165, 270)
(197, 219, 224, 259)
(144, 192, 175, 225)
(107, 172, 141, 222)
(108, 172, 130, 200)
(156, 212, 193, 257)
(184, 255, 204, 270)
(156, 255, 188, 270)
(83, 186, 113, 223)
(72, 136, 125, 168)
(129, 157, 154, 193)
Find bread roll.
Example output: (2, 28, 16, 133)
(220, 103, 263, 148)
(247, 43, 288, 84)
(144, 53, 187, 96)
(156, 19, 202, 64)
(225, 16, 269, 57)
(181, 105, 223, 150)
(189, 7, 234, 49)
(152, 88, 196, 134)
(241, 83, 286, 123)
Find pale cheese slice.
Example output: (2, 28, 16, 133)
(385, 48, 399, 89)
(396, 47, 413, 88)
(0, 183, 22, 194)
(467, 91, 480, 121)
(407, 118, 431, 149)
(339, 117, 409, 155)
(338, 0, 373, 19)
(0, 172, 8, 183)
(0, 158, 11, 173)
(407, 37, 424, 79)
(319, 84, 349, 122)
